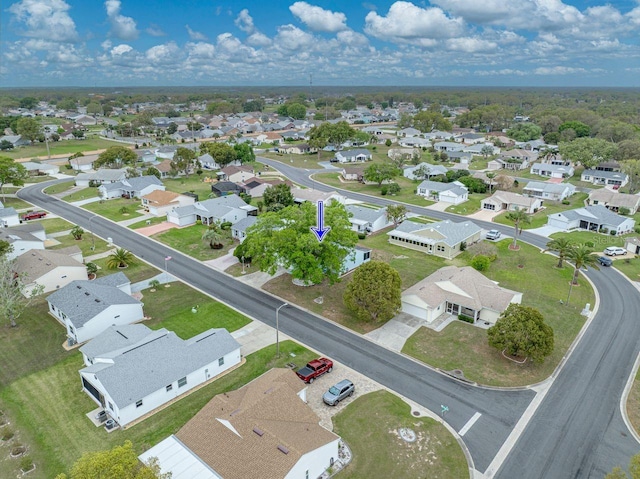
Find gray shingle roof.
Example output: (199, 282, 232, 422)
(172, 194, 249, 218)
(557, 204, 630, 227)
(80, 324, 152, 360)
(582, 169, 628, 181)
(81, 327, 240, 408)
(346, 205, 386, 224)
(389, 219, 481, 247)
(0, 206, 18, 218)
(523, 181, 573, 194)
(417, 180, 467, 194)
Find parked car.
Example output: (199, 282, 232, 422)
(604, 246, 626, 256)
(323, 379, 355, 406)
(597, 256, 613, 267)
(296, 358, 333, 383)
(486, 229, 501, 240)
(21, 211, 47, 221)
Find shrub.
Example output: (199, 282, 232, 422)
(459, 241, 467, 252)
(358, 232, 366, 240)
(471, 255, 491, 271)
(635, 226, 640, 234)
(119, 206, 129, 214)
(458, 314, 474, 323)
(584, 241, 595, 248)
(195, 219, 202, 225)
(20, 455, 33, 472)
(387, 183, 400, 195)
(2, 427, 14, 441)
(610, 230, 617, 236)
(381, 186, 388, 195)
(220, 221, 232, 230)
(148, 279, 161, 289)
(619, 207, 630, 216)
(562, 200, 570, 205)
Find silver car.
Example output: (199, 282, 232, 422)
(323, 379, 355, 406)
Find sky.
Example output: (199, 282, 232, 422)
(2, 0, 640, 88)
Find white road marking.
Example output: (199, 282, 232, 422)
(458, 412, 482, 437)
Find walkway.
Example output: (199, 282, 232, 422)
(527, 225, 565, 238)
(204, 250, 238, 271)
(230, 321, 282, 356)
(135, 221, 177, 236)
(117, 212, 154, 227)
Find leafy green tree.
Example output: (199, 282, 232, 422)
(70, 226, 84, 240)
(616, 139, 640, 161)
(458, 176, 487, 193)
(286, 103, 307, 120)
(0, 140, 13, 150)
(57, 98, 77, 111)
(0, 255, 43, 327)
(308, 121, 355, 151)
(243, 99, 264, 112)
(558, 120, 591, 138)
(471, 255, 491, 271)
(343, 261, 402, 322)
(0, 240, 12, 257)
(146, 166, 161, 179)
(95, 146, 137, 169)
(201, 142, 237, 168)
(263, 183, 294, 212)
(16, 117, 41, 144)
(171, 147, 197, 177)
(481, 145, 494, 158)
(233, 143, 255, 164)
(412, 110, 452, 132)
(202, 226, 223, 249)
(363, 163, 399, 186)
(558, 137, 617, 169)
(85, 262, 98, 277)
(567, 244, 599, 285)
(505, 208, 530, 249)
(506, 123, 542, 142)
(308, 134, 328, 161)
(621, 159, 640, 194)
(86, 102, 103, 116)
(19, 97, 38, 109)
(596, 119, 636, 143)
(544, 238, 575, 268)
(488, 304, 554, 363)
(0, 156, 28, 196)
(386, 204, 408, 227)
(243, 201, 358, 285)
(54, 440, 169, 479)
(606, 452, 640, 479)
(486, 172, 496, 194)
(106, 248, 136, 269)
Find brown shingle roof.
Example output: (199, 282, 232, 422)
(142, 189, 181, 206)
(155, 159, 173, 173)
(14, 249, 85, 283)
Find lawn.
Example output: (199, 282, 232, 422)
(549, 230, 626, 249)
(39, 217, 75, 234)
(82, 198, 144, 222)
(49, 232, 111, 256)
(445, 193, 485, 215)
(128, 216, 166, 229)
(493, 192, 589, 230)
(626, 367, 640, 437)
(43, 181, 75, 195)
(63, 187, 100, 203)
(612, 256, 640, 282)
(24, 175, 56, 184)
(2, 137, 122, 160)
(90, 256, 160, 284)
(142, 281, 251, 336)
(0, 340, 316, 479)
(403, 240, 594, 386)
(162, 176, 215, 201)
(153, 223, 236, 261)
(0, 197, 33, 209)
(333, 391, 468, 479)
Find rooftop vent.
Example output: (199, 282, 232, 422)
(84, 292, 90, 296)
(253, 427, 264, 437)
(277, 445, 289, 455)
(94, 299, 101, 303)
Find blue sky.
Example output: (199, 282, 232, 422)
(2, 0, 640, 87)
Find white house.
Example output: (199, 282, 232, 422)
(587, 189, 640, 214)
(529, 162, 574, 179)
(15, 248, 87, 296)
(581, 169, 629, 188)
(219, 165, 254, 183)
(0, 224, 46, 259)
(140, 368, 340, 479)
(624, 237, 640, 255)
(547, 205, 636, 235)
(79, 324, 241, 428)
(167, 194, 256, 227)
(346, 205, 392, 233)
(47, 272, 143, 346)
(292, 189, 346, 205)
(434, 141, 463, 152)
(481, 191, 543, 214)
(334, 149, 372, 163)
(416, 180, 468, 204)
(403, 163, 447, 181)
(0, 202, 20, 227)
(75, 169, 127, 187)
(398, 137, 431, 148)
(523, 181, 576, 201)
(231, 215, 258, 242)
(341, 246, 371, 274)
(401, 266, 522, 324)
(98, 175, 165, 200)
(141, 190, 196, 217)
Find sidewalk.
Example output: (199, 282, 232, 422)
(231, 321, 284, 356)
(117, 213, 154, 227)
(204, 250, 239, 271)
(70, 197, 102, 207)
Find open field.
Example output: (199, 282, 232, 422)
(445, 193, 485, 215)
(4, 137, 122, 160)
(162, 176, 215, 201)
(39, 217, 75, 234)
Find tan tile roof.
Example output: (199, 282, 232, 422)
(176, 368, 339, 479)
(403, 266, 521, 313)
(222, 165, 253, 175)
(588, 189, 640, 210)
(484, 190, 538, 208)
(155, 159, 174, 173)
(142, 189, 181, 206)
(15, 249, 85, 283)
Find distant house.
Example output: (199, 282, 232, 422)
(388, 148, 420, 162)
(403, 163, 448, 181)
(341, 166, 365, 182)
(434, 141, 463, 152)
(20, 161, 59, 176)
(481, 191, 543, 214)
(401, 266, 522, 324)
(210, 181, 246, 198)
(241, 177, 289, 198)
(154, 159, 174, 179)
(139, 368, 340, 479)
(489, 149, 537, 171)
(47, 272, 143, 346)
(581, 169, 629, 188)
(346, 205, 392, 233)
(0, 135, 30, 148)
(292, 189, 346, 205)
(457, 132, 485, 144)
(141, 190, 196, 217)
(624, 237, 640, 255)
(68, 154, 99, 171)
(75, 169, 127, 187)
(0, 202, 20, 227)
(398, 137, 431, 148)
(15, 248, 87, 296)
(79, 325, 241, 428)
(334, 149, 372, 163)
(547, 205, 636, 234)
(387, 219, 482, 259)
(231, 216, 258, 242)
(523, 181, 576, 201)
(416, 180, 468, 204)
(98, 175, 165, 199)
(397, 127, 422, 137)
(587, 189, 640, 214)
(529, 162, 574, 179)
(219, 165, 254, 183)
(0, 223, 46, 259)
(135, 149, 156, 163)
(167, 194, 256, 227)
(277, 143, 314, 155)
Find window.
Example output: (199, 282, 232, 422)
(218, 357, 224, 366)
(166, 384, 173, 392)
(178, 377, 187, 388)
(108, 402, 114, 411)
(136, 400, 143, 408)
(363, 251, 370, 261)
(69, 326, 74, 334)
(305, 471, 309, 479)
(114, 315, 120, 319)
(437, 245, 445, 252)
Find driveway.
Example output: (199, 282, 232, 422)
(136, 221, 178, 236)
(468, 208, 503, 221)
(364, 313, 423, 352)
(425, 201, 452, 212)
(527, 225, 565, 238)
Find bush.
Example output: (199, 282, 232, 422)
(220, 221, 232, 231)
(381, 186, 388, 195)
(635, 226, 640, 234)
(619, 207, 630, 216)
(610, 230, 617, 236)
(458, 314, 474, 323)
(459, 241, 467, 252)
(358, 232, 366, 240)
(195, 219, 202, 225)
(584, 241, 595, 248)
(2, 427, 14, 441)
(562, 200, 570, 205)
(387, 183, 400, 195)
(20, 455, 33, 472)
(471, 255, 491, 271)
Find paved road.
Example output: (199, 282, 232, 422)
(259, 158, 640, 478)
(20, 180, 534, 474)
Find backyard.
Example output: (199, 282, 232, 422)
(153, 223, 236, 261)
(162, 175, 216, 201)
(48, 230, 111, 256)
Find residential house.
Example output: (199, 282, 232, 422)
(141, 190, 196, 217)
(155, 159, 174, 178)
(15, 248, 87, 296)
(523, 181, 576, 201)
(397, 127, 422, 137)
(581, 169, 629, 188)
(401, 266, 522, 324)
(446, 151, 474, 164)
(68, 154, 99, 171)
(434, 141, 463, 152)
(198, 153, 218, 170)
(79, 324, 241, 428)
(277, 144, 314, 155)
(292, 189, 346, 205)
(416, 180, 468, 204)
(231, 216, 258, 242)
(0, 223, 46, 259)
(529, 162, 574, 179)
(155, 145, 179, 160)
(587, 189, 640, 214)
(167, 194, 256, 227)
(387, 219, 482, 259)
(403, 163, 447, 181)
(481, 190, 543, 214)
(47, 272, 144, 346)
(210, 181, 247, 197)
(595, 160, 621, 172)
(75, 169, 127, 187)
(341, 246, 371, 274)
(346, 205, 392, 233)
(489, 149, 537, 171)
(333, 149, 372, 163)
(0, 135, 30, 148)
(139, 368, 340, 479)
(99, 175, 165, 199)
(242, 177, 289, 198)
(624, 237, 640, 255)
(20, 161, 59, 176)
(219, 165, 254, 183)
(547, 205, 636, 234)
(398, 137, 431, 148)
(341, 166, 365, 182)
(135, 149, 156, 163)
(457, 133, 486, 144)
(0, 202, 20, 227)
(388, 148, 421, 162)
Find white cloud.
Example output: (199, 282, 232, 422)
(534, 66, 586, 75)
(446, 37, 497, 53)
(235, 9, 255, 34)
(289, 2, 348, 32)
(185, 42, 216, 59)
(145, 42, 182, 64)
(364, 1, 465, 44)
(105, 0, 139, 40)
(336, 30, 369, 47)
(8, 0, 79, 42)
(101, 40, 112, 50)
(186, 25, 207, 41)
(274, 24, 315, 51)
(247, 32, 272, 47)
(146, 24, 166, 37)
(111, 44, 133, 55)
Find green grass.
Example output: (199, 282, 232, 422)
(90, 256, 160, 284)
(82, 198, 143, 222)
(0, 341, 316, 478)
(49, 233, 111, 256)
(403, 240, 594, 386)
(612, 256, 640, 282)
(162, 176, 216, 202)
(154, 224, 235, 261)
(334, 391, 468, 479)
(406, 216, 435, 224)
(39, 217, 75, 234)
(43, 181, 75, 195)
(142, 282, 251, 336)
(63, 187, 100, 203)
(445, 193, 485, 215)
(549, 230, 626, 249)
(493, 193, 588, 230)
(24, 175, 56, 184)
(469, 158, 489, 170)
(128, 216, 167, 229)
(0, 197, 33, 209)
(2, 137, 123, 160)
(627, 366, 640, 437)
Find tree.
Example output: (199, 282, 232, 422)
(86, 102, 103, 116)
(106, 248, 136, 269)
(201, 142, 237, 168)
(487, 304, 554, 363)
(243, 99, 264, 112)
(544, 238, 574, 268)
(233, 143, 255, 164)
(0, 240, 12, 257)
(494, 174, 515, 191)
(286, 103, 307, 120)
(57, 98, 77, 111)
(481, 145, 494, 159)
(363, 163, 399, 186)
(95, 146, 137, 169)
(506, 123, 542, 142)
(0, 255, 43, 327)
(558, 138, 617, 169)
(70, 226, 84, 240)
(606, 452, 640, 479)
(19, 96, 39, 109)
(558, 120, 591, 138)
(243, 201, 358, 285)
(471, 255, 491, 271)
(621, 159, 640, 194)
(0, 140, 13, 150)
(486, 172, 496, 193)
(146, 166, 161, 179)
(54, 440, 169, 479)
(16, 117, 40, 144)
(202, 225, 223, 249)
(263, 183, 294, 212)
(343, 261, 402, 322)
(308, 122, 355, 151)
(567, 244, 599, 285)
(171, 147, 197, 177)
(412, 110, 452, 132)
(505, 208, 530, 249)
(0, 156, 28, 196)
(386, 204, 408, 227)
(616, 139, 640, 161)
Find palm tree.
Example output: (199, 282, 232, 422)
(202, 227, 223, 249)
(544, 238, 575, 268)
(106, 248, 136, 269)
(70, 225, 84, 240)
(85, 262, 98, 279)
(505, 207, 530, 249)
(486, 172, 496, 194)
(567, 244, 599, 285)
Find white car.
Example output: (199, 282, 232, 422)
(604, 246, 627, 256)
(486, 229, 502, 240)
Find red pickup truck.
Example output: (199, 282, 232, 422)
(22, 211, 47, 221)
(296, 358, 333, 383)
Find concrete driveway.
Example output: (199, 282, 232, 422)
(527, 225, 565, 237)
(364, 313, 423, 352)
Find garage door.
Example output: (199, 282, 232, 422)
(402, 301, 426, 320)
(547, 216, 569, 230)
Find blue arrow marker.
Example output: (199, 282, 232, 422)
(310, 200, 331, 242)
